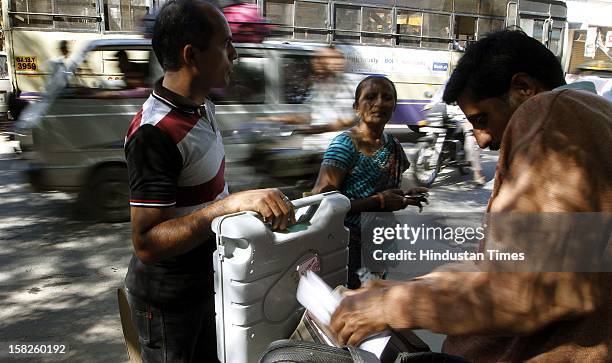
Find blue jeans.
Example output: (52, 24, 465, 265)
(127, 291, 219, 363)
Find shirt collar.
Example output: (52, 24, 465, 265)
(152, 78, 207, 117)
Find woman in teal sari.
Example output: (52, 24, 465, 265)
(312, 76, 427, 288)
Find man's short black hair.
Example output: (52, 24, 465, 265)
(152, 0, 215, 71)
(443, 29, 566, 104)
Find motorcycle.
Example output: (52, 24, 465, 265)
(411, 103, 472, 188)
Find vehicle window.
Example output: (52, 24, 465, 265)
(0, 56, 9, 80)
(397, 11, 450, 49)
(477, 18, 505, 38)
(361, 7, 393, 45)
(283, 56, 313, 104)
(59, 48, 152, 99)
(334, 4, 361, 43)
(479, 0, 507, 16)
(210, 57, 265, 104)
(265, 0, 294, 39)
(422, 13, 451, 39)
(103, 0, 150, 32)
(454, 15, 477, 48)
(10, 0, 99, 30)
(294, 1, 328, 41)
(396, 0, 452, 12)
(548, 27, 563, 57)
(454, 0, 479, 14)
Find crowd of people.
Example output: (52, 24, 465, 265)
(122, 0, 611, 362)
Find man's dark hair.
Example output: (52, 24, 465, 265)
(152, 0, 215, 71)
(59, 40, 69, 55)
(443, 29, 566, 104)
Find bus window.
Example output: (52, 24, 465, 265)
(548, 27, 563, 57)
(294, 1, 328, 42)
(334, 4, 361, 43)
(10, 0, 53, 28)
(10, 0, 99, 30)
(103, 0, 150, 32)
(397, 11, 450, 49)
(477, 18, 505, 38)
(264, 0, 293, 40)
(54, 0, 99, 30)
(361, 7, 393, 45)
(454, 16, 476, 48)
(480, 0, 507, 16)
(397, 0, 452, 12)
(532, 19, 546, 43)
(454, 0, 479, 14)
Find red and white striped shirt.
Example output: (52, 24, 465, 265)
(125, 83, 228, 216)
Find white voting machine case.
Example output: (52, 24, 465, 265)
(212, 192, 350, 363)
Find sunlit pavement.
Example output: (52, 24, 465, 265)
(0, 156, 132, 362)
(0, 147, 498, 360)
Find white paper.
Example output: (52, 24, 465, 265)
(296, 271, 392, 358)
(296, 270, 341, 327)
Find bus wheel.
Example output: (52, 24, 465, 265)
(80, 166, 130, 223)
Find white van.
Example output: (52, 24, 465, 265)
(14, 39, 332, 222)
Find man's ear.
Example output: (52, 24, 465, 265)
(181, 44, 196, 68)
(509, 73, 541, 104)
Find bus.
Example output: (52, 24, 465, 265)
(1, 0, 568, 122)
(1, 0, 156, 99)
(261, 0, 568, 128)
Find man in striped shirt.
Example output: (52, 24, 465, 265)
(124, 1, 295, 362)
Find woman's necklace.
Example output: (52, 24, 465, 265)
(352, 129, 389, 168)
(353, 128, 384, 155)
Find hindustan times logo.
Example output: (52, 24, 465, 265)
(372, 224, 485, 245)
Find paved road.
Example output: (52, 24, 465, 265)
(0, 148, 497, 362)
(0, 156, 132, 362)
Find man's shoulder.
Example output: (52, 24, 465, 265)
(128, 95, 203, 145)
(514, 88, 612, 127)
(126, 95, 171, 141)
(505, 88, 612, 158)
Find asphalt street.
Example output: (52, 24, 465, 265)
(0, 147, 498, 362)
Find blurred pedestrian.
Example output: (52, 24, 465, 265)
(300, 46, 357, 151)
(311, 76, 427, 289)
(46, 40, 71, 87)
(329, 29, 611, 362)
(261, 46, 356, 150)
(123, 1, 295, 362)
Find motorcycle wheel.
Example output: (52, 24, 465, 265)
(412, 141, 441, 188)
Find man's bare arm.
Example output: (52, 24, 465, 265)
(131, 189, 295, 264)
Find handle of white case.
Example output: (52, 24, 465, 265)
(291, 191, 339, 209)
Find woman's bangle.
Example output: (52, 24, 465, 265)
(376, 192, 385, 210)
